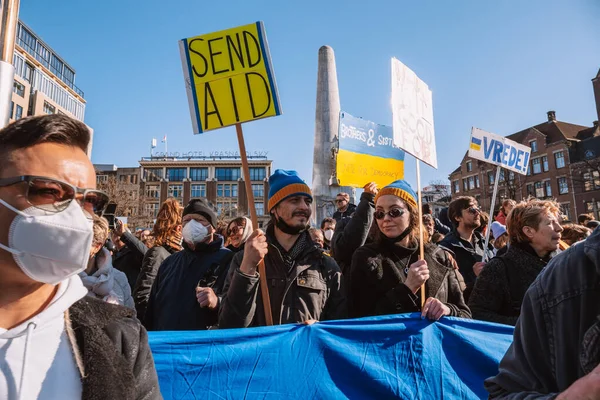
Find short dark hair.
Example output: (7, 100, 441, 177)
(578, 213, 594, 225)
(422, 203, 433, 215)
(320, 217, 335, 229)
(0, 115, 90, 163)
(448, 196, 476, 227)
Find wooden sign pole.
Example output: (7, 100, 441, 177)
(235, 123, 274, 326)
(416, 159, 426, 308)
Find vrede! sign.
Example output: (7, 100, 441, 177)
(468, 127, 531, 175)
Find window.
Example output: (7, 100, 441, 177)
(508, 171, 515, 181)
(191, 184, 206, 198)
(168, 184, 183, 198)
(488, 171, 495, 185)
(15, 105, 23, 120)
(544, 181, 552, 197)
(217, 183, 238, 198)
(532, 158, 541, 174)
(9, 101, 14, 119)
(535, 182, 544, 198)
(119, 175, 128, 183)
(166, 168, 186, 181)
(462, 179, 468, 191)
(583, 171, 600, 191)
(50, 54, 63, 79)
(144, 168, 163, 182)
(475, 175, 480, 188)
(468, 176, 475, 190)
(499, 169, 505, 182)
(216, 201, 236, 217)
(466, 161, 472, 172)
(530, 140, 538, 152)
(526, 183, 535, 197)
(145, 203, 159, 218)
(145, 185, 160, 199)
(131, 175, 138, 184)
(542, 156, 549, 172)
(215, 167, 240, 181)
(22, 62, 33, 83)
(255, 202, 265, 216)
(36, 42, 50, 68)
(252, 184, 264, 198)
(189, 167, 208, 181)
(554, 151, 565, 169)
(96, 175, 108, 184)
(13, 81, 25, 97)
(248, 167, 266, 181)
(558, 177, 569, 194)
(43, 101, 55, 115)
(453, 180, 459, 193)
(561, 203, 571, 222)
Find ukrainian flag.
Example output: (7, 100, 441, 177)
(470, 137, 482, 151)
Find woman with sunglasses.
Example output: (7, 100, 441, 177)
(79, 215, 134, 309)
(225, 217, 253, 253)
(349, 180, 471, 320)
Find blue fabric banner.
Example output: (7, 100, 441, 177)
(149, 313, 513, 399)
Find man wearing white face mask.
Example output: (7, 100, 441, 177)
(320, 217, 336, 250)
(144, 198, 233, 331)
(0, 115, 161, 400)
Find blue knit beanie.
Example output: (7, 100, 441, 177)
(268, 169, 312, 211)
(374, 179, 418, 208)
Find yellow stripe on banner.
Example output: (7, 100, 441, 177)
(470, 143, 481, 151)
(336, 149, 404, 188)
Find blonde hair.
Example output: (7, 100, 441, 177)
(92, 215, 110, 246)
(507, 199, 561, 244)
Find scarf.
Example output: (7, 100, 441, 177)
(164, 231, 183, 252)
(79, 248, 120, 305)
(273, 231, 312, 271)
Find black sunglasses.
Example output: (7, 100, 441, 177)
(467, 206, 482, 215)
(0, 175, 110, 216)
(374, 208, 406, 220)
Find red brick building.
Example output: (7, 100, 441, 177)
(449, 69, 600, 222)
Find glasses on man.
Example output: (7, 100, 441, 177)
(466, 206, 482, 215)
(0, 175, 109, 216)
(374, 208, 406, 220)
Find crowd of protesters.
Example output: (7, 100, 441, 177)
(1, 114, 600, 398)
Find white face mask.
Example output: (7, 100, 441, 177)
(324, 229, 334, 241)
(0, 198, 94, 285)
(182, 219, 209, 244)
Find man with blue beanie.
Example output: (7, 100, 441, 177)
(219, 169, 347, 327)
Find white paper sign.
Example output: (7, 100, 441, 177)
(391, 58, 437, 169)
(468, 127, 531, 175)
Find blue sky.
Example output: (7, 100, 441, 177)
(19, 0, 600, 188)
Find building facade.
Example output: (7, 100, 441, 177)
(8, 21, 93, 155)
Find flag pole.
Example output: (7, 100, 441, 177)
(236, 123, 274, 326)
(416, 159, 426, 308)
(483, 166, 502, 262)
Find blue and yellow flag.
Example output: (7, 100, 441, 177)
(470, 136, 482, 151)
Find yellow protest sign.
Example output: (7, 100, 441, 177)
(179, 22, 281, 134)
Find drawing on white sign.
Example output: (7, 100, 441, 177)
(391, 58, 437, 169)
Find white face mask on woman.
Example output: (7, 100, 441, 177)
(0, 198, 94, 285)
(182, 219, 210, 244)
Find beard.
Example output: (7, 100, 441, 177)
(274, 211, 310, 235)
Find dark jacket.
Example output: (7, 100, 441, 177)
(144, 236, 233, 331)
(439, 230, 495, 287)
(218, 228, 347, 328)
(331, 192, 375, 275)
(113, 231, 147, 291)
(468, 243, 548, 326)
(349, 240, 471, 319)
(434, 217, 451, 235)
(485, 228, 600, 398)
(68, 296, 161, 400)
(333, 203, 357, 222)
(133, 244, 179, 320)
